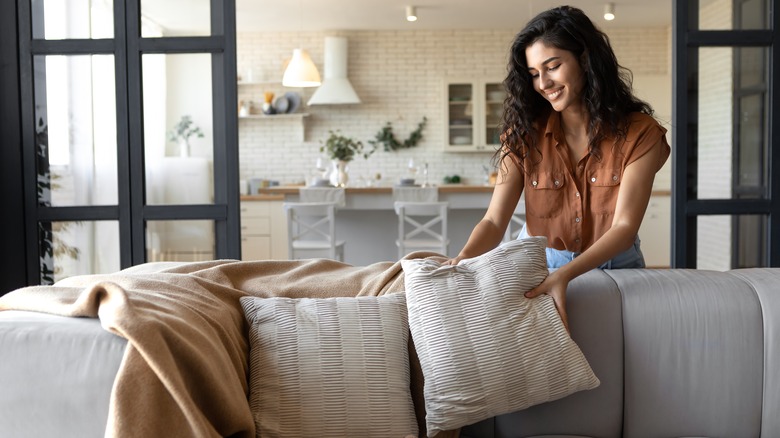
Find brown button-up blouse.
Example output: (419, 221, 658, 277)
(521, 111, 670, 252)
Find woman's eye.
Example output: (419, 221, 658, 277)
(548, 65, 560, 72)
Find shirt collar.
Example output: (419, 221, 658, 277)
(543, 110, 566, 146)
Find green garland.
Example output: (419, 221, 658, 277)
(368, 117, 427, 152)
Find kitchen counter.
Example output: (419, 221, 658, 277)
(246, 184, 493, 195)
(244, 185, 495, 211)
(241, 185, 494, 264)
(239, 185, 672, 266)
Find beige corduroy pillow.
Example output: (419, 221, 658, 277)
(240, 294, 417, 438)
(402, 237, 600, 437)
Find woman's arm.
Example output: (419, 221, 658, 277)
(524, 140, 664, 331)
(445, 155, 524, 265)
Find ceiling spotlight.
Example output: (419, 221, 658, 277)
(406, 5, 418, 22)
(603, 3, 615, 21)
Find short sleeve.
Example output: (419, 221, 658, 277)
(622, 113, 671, 172)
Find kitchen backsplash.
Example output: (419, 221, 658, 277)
(237, 27, 670, 187)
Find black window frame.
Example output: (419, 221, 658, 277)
(672, 0, 780, 268)
(8, 0, 240, 287)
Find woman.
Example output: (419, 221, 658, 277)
(446, 6, 670, 330)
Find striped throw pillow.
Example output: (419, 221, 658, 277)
(240, 294, 418, 438)
(402, 237, 600, 436)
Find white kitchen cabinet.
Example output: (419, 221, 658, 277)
(443, 78, 506, 152)
(240, 199, 288, 260)
(639, 194, 671, 268)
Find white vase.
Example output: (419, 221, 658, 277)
(329, 160, 349, 187)
(178, 138, 190, 157)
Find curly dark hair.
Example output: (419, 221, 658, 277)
(497, 5, 653, 172)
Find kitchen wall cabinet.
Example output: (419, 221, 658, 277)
(443, 78, 506, 152)
(639, 194, 671, 268)
(240, 199, 288, 260)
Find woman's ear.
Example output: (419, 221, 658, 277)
(579, 50, 589, 70)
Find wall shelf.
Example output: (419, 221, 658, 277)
(238, 113, 309, 120)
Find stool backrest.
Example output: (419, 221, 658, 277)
(284, 202, 339, 258)
(392, 186, 438, 203)
(394, 201, 449, 257)
(299, 187, 346, 207)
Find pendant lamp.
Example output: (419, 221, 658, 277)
(282, 49, 321, 87)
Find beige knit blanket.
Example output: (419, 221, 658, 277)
(0, 255, 454, 438)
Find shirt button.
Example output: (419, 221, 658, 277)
(612, 175, 618, 181)
(554, 180, 560, 186)
(575, 192, 580, 197)
(575, 217, 581, 223)
(575, 238, 580, 243)
(591, 177, 596, 183)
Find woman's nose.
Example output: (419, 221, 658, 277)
(538, 73, 552, 89)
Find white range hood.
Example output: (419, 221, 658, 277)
(307, 36, 361, 105)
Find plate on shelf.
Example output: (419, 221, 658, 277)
(452, 136, 471, 145)
(273, 96, 289, 113)
(284, 92, 301, 113)
(488, 91, 505, 101)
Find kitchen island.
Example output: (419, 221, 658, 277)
(239, 185, 672, 267)
(241, 185, 495, 265)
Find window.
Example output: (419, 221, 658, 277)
(15, 0, 239, 284)
(673, 0, 778, 268)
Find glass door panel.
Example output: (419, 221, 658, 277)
(143, 53, 214, 206)
(696, 214, 767, 270)
(141, 0, 212, 37)
(695, 47, 769, 200)
(698, 0, 770, 30)
(31, 0, 114, 39)
(146, 220, 215, 262)
(39, 220, 120, 283)
(33, 54, 118, 207)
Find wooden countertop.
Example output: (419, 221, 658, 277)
(244, 184, 495, 198)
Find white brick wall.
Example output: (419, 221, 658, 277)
(237, 27, 671, 186)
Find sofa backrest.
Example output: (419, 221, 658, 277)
(461, 268, 780, 438)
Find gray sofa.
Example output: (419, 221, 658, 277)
(1, 267, 779, 437)
(462, 268, 780, 438)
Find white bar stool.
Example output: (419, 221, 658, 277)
(283, 202, 345, 261)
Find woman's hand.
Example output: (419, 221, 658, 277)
(524, 270, 570, 333)
(442, 255, 465, 266)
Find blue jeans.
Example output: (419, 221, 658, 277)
(518, 225, 645, 269)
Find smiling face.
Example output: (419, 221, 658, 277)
(525, 40, 586, 115)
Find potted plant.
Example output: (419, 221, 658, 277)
(320, 130, 365, 186)
(168, 115, 204, 157)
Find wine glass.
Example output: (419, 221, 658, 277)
(407, 158, 418, 178)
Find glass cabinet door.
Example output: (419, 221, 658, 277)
(483, 82, 506, 147)
(446, 83, 474, 148)
(444, 79, 505, 152)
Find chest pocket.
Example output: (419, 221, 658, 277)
(588, 168, 621, 215)
(526, 171, 566, 219)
